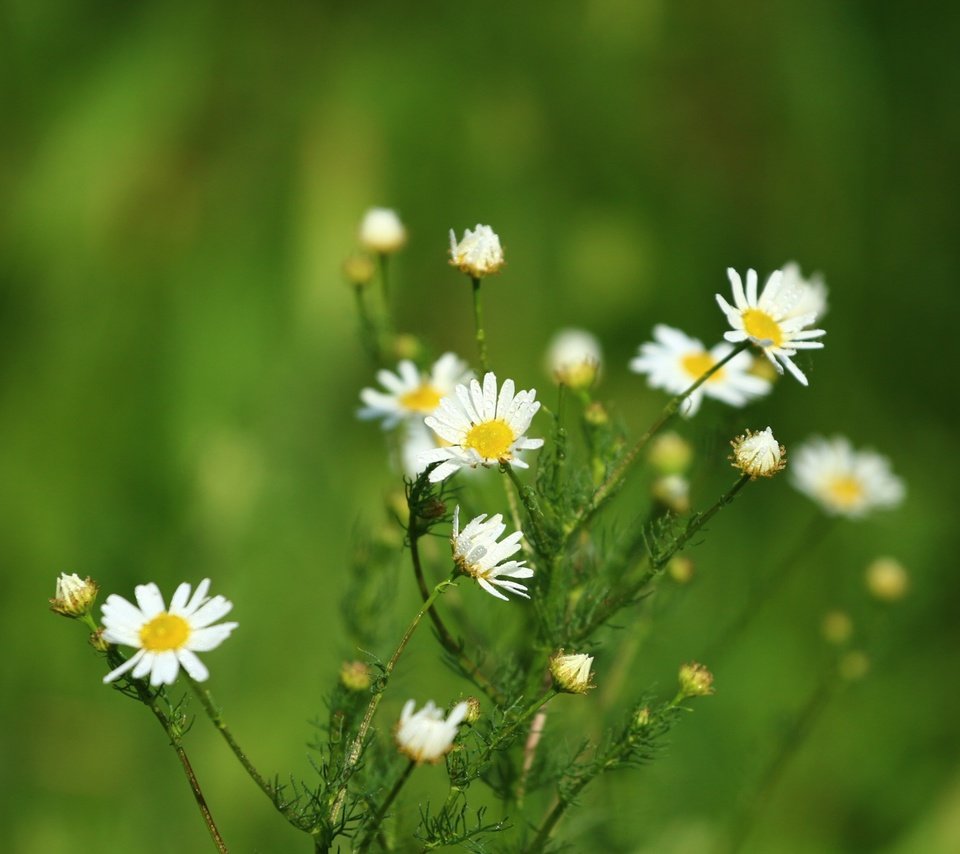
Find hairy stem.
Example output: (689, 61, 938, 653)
(355, 760, 416, 851)
(471, 277, 490, 374)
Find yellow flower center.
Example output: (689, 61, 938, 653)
(140, 613, 191, 652)
(742, 309, 784, 347)
(399, 384, 442, 414)
(464, 419, 515, 460)
(680, 351, 724, 383)
(825, 475, 865, 509)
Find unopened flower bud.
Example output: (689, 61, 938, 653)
(865, 557, 909, 602)
(549, 650, 595, 694)
(462, 696, 482, 725)
(821, 610, 853, 645)
(340, 660, 372, 692)
(449, 224, 504, 278)
(652, 474, 690, 514)
(50, 573, 99, 618)
(678, 661, 714, 699)
(634, 706, 652, 728)
(648, 431, 693, 475)
(667, 556, 695, 584)
(730, 427, 786, 479)
(89, 627, 109, 652)
(390, 333, 423, 361)
(359, 207, 407, 254)
(342, 252, 376, 287)
(583, 401, 609, 426)
(545, 329, 602, 390)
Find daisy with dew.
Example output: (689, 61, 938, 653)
(101, 579, 238, 687)
(395, 699, 470, 764)
(716, 268, 826, 385)
(791, 436, 905, 518)
(419, 372, 543, 482)
(629, 325, 771, 416)
(451, 505, 534, 601)
(359, 352, 471, 429)
(449, 224, 504, 278)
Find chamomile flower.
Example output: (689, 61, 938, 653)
(545, 328, 603, 390)
(101, 579, 238, 687)
(358, 207, 407, 254)
(716, 268, 826, 385)
(449, 224, 504, 278)
(395, 699, 469, 764)
(549, 651, 595, 694)
(790, 436, 905, 518)
(778, 262, 828, 322)
(451, 506, 534, 601)
(629, 325, 771, 416)
(419, 372, 544, 482)
(730, 427, 786, 479)
(359, 353, 471, 429)
(50, 572, 99, 618)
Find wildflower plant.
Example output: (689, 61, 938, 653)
(51, 212, 908, 853)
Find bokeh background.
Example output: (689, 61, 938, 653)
(3, 1, 958, 852)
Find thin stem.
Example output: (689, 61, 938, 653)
(702, 513, 833, 665)
(566, 341, 751, 539)
(722, 675, 836, 854)
(409, 528, 504, 704)
(328, 575, 455, 833)
(355, 760, 416, 851)
(353, 284, 382, 363)
(471, 277, 490, 373)
(502, 462, 550, 556)
(187, 680, 285, 817)
(378, 252, 390, 314)
(104, 649, 227, 852)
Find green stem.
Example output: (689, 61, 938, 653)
(378, 252, 390, 314)
(566, 341, 751, 539)
(353, 283, 382, 363)
(471, 277, 490, 374)
(409, 527, 504, 704)
(104, 650, 228, 852)
(328, 575, 456, 834)
(502, 462, 550, 557)
(355, 760, 416, 851)
(722, 675, 836, 854)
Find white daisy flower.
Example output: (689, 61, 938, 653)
(359, 353, 472, 429)
(629, 324, 771, 416)
(729, 426, 786, 479)
(451, 505, 534, 601)
(716, 268, 826, 385)
(419, 372, 544, 482)
(545, 328, 603, 390)
(779, 261, 828, 322)
(395, 699, 469, 764)
(790, 436, 905, 518)
(101, 579, 238, 687)
(358, 207, 407, 254)
(549, 650, 595, 694)
(449, 224, 504, 278)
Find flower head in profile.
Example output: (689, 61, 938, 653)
(730, 427, 786, 479)
(791, 436, 905, 518)
(451, 506, 534, 601)
(101, 579, 238, 687)
(545, 328, 603, 390)
(358, 207, 407, 254)
(359, 353, 471, 429)
(449, 224, 504, 278)
(50, 573, 99, 618)
(629, 325, 771, 416)
(549, 650, 595, 694)
(395, 699, 469, 764)
(678, 662, 715, 699)
(419, 372, 543, 482)
(716, 268, 826, 385)
(779, 262, 828, 322)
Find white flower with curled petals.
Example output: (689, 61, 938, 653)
(716, 268, 826, 385)
(419, 372, 543, 482)
(449, 224, 504, 278)
(101, 579, 238, 687)
(451, 506, 534, 601)
(395, 699, 469, 763)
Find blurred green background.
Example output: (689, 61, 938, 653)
(3, 1, 958, 851)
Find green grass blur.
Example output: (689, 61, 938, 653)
(3, 2, 958, 851)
